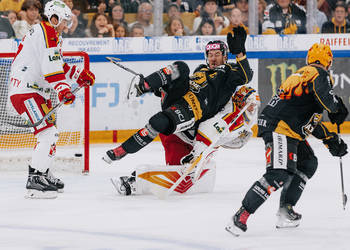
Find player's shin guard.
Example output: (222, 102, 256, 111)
(103, 124, 158, 164)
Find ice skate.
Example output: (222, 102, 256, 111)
(225, 206, 250, 236)
(110, 172, 136, 196)
(25, 166, 58, 199)
(102, 146, 127, 164)
(276, 204, 302, 229)
(44, 168, 64, 193)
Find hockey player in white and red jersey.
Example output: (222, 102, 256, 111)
(8, 0, 95, 199)
(112, 85, 260, 196)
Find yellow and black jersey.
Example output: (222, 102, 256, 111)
(186, 56, 253, 122)
(258, 65, 339, 140)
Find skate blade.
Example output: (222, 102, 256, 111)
(225, 225, 241, 237)
(102, 153, 112, 164)
(57, 188, 64, 193)
(276, 217, 300, 229)
(25, 189, 58, 199)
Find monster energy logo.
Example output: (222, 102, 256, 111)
(266, 63, 297, 96)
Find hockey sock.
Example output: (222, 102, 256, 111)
(242, 180, 271, 214)
(280, 174, 306, 207)
(122, 124, 158, 154)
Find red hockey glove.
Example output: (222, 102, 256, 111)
(64, 64, 95, 87)
(54, 82, 76, 105)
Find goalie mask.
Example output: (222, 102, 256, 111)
(204, 40, 228, 67)
(44, 0, 73, 29)
(233, 86, 260, 125)
(306, 43, 333, 70)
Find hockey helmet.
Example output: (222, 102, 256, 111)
(306, 43, 333, 69)
(44, 0, 73, 29)
(204, 40, 228, 66)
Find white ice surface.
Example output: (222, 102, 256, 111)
(0, 137, 350, 250)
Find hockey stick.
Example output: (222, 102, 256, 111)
(337, 125, 347, 210)
(106, 57, 139, 76)
(153, 100, 253, 200)
(106, 57, 143, 101)
(7, 85, 83, 128)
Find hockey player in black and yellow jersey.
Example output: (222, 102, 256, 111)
(103, 26, 253, 163)
(226, 43, 349, 236)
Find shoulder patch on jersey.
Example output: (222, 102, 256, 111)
(297, 65, 319, 83)
(40, 21, 59, 48)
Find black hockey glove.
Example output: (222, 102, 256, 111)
(323, 133, 348, 157)
(227, 26, 247, 55)
(328, 96, 349, 126)
(134, 74, 151, 97)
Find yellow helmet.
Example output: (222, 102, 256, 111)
(306, 43, 333, 69)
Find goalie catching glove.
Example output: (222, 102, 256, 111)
(63, 63, 95, 86)
(323, 132, 348, 157)
(54, 82, 75, 105)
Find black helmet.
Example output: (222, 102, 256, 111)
(204, 40, 228, 66)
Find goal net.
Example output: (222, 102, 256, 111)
(0, 52, 90, 173)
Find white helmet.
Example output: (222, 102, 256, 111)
(44, 0, 72, 28)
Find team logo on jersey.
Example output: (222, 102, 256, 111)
(139, 128, 149, 137)
(265, 143, 272, 167)
(49, 50, 61, 61)
(301, 113, 322, 136)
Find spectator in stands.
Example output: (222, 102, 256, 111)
(107, 0, 132, 13)
(322, 1, 350, 33)
(109, 3, 128, 28)
(0, 0, 25, 13)
(194, 17, 216, 35)
(129, 22, 144, 37)
(70, 5, 87, 37)
(235, 0, 248, 26)
(97, 0, 107, 14)
(129, 2, 154, 36)
(164, 16, 187, 36)
(262, 0, 306, 34)
(89, 13, 115, 37)
(61, 0, 79, 37)
(218, 0, 235, 13)
(347, 2, 350, 23)
(0, 15, 15, 39)
(192, 0, 229, 34)
(296, 0, 327, 33)
(318, 0, 338, 20)
(7, 10, 18, 25)
(13, 0, 41, 39)
(258, 0, 266, 33)
(114, 22, 128, 37)
(164, 4, 191, 34)
(220, 7, 249, 34)
(170, 0, 193, 12)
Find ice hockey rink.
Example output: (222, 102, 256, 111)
(0, 136, 349, 250)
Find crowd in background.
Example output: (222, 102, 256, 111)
(0, 0, 350, 39)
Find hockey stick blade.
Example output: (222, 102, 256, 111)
(6, 85, 83, 128)
(106, 57, 139, 76)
